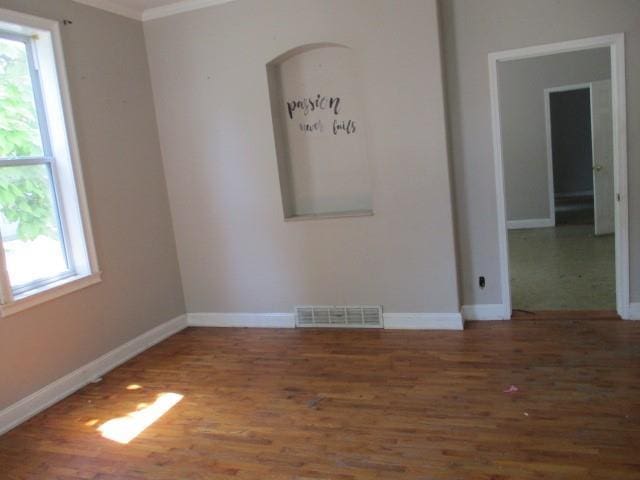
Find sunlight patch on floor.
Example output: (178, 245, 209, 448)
(98, 393, 183, 444)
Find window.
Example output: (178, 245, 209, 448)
(0, 9, 99, 315)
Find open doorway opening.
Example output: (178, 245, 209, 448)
(488, 35, 629, 319)
(549, 86, 596, 227)
(547, 82, 614, 233)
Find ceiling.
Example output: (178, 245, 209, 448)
(73, 0, 236, 21)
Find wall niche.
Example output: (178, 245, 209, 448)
(267, 44, 373, 220)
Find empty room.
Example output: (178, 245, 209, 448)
(0, 0, 638, 479)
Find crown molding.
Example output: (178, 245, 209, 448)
(72, 0, 143, 20)
(72, 0, 237, 22)
(143, 0, 236, 21)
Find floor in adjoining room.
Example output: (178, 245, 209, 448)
(1, 322, 639, 479)
(509, 225, 615, 311)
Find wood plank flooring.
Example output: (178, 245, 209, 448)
(1, 319, 639, 479)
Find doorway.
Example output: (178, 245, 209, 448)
(506, 80, 616, 311)
(488, 34, 629, 319)
(545, 82, 614, 233)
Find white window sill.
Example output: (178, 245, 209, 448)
(0, 271, 102, 317)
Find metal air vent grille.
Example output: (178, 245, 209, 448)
(295, 305, 383, 328)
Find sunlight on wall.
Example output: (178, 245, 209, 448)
(98, 392, 183, 444)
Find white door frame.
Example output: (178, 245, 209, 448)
(543, 82, 593, 228)
(488, 33, 630, 319)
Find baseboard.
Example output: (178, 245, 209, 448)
(628, 303, 640, 320)
(383, 313, 464, 330)
(188, 312, 464, 330)
(462, 304, 509, 321)
(555, 190, 593, 199)
(507, 218, 554, 230)
(188, 313, 296, 328)
(0, 314, 188, 436)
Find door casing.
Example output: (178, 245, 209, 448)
(488, 34, 629, 319)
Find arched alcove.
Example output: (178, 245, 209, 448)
(267, 44, 372, 220)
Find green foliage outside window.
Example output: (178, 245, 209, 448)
(0, 37, 55, 241)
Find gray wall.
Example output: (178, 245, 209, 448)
(144, 0, 461, 314)
(0, 0, 185, 409)
(551, 88, 594, 196)
(498, 48, 610, 221)
(440, 0, 640, 305)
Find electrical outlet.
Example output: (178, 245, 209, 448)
(479, 276, 486, 289)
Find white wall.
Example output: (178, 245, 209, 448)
(499, 48, 610, 222)
(440, 0, 640, 306)
(144, 0, 460, 315)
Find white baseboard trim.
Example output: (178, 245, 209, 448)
(188, 312, 464, 330)
(507, 218, 554, 230)
(0, 314, 187, 436)
(462, 304, 509, 321)
(383, 313, 464, 330)
(628, 303, 640, 320)
(188, 313, 296, 328)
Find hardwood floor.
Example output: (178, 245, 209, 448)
(1, 320, 639, 479)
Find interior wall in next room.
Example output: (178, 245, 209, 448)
(498, 48, 610, 223)
(144, 0, 460, 315)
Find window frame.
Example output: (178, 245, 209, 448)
(0, 8, 100, 316)
(0, 30, 74, 295)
